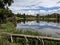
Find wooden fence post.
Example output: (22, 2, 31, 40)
(25, 36, 29, 45)
(38, 38, 41, 45)
(42, 39, 44, 45)
(10, 35, 13, 43)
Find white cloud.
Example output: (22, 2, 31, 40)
(9, 0, 60, 15)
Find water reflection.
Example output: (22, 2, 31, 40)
(16, 20, 60, 36)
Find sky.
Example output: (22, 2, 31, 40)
(9, 0, 60, 15)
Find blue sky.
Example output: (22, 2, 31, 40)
(9, 0, 60, 15)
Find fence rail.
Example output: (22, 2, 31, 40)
(1, 32, 60, 45)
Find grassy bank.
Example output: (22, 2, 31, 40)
(0, 22, 45, 36)
(16, 16, 60, 23)
(0, 22, 60, 45)
(0, 22, 44, 45)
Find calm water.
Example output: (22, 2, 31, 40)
(16, 21, 60, 36)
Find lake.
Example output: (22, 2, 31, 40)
(16, 20, 60, 37)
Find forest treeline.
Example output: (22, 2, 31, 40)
(15, 13, 60, 22)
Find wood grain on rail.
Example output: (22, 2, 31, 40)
(1, 32, 60, 41)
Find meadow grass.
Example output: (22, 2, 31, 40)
(0, 22, 59, 45)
